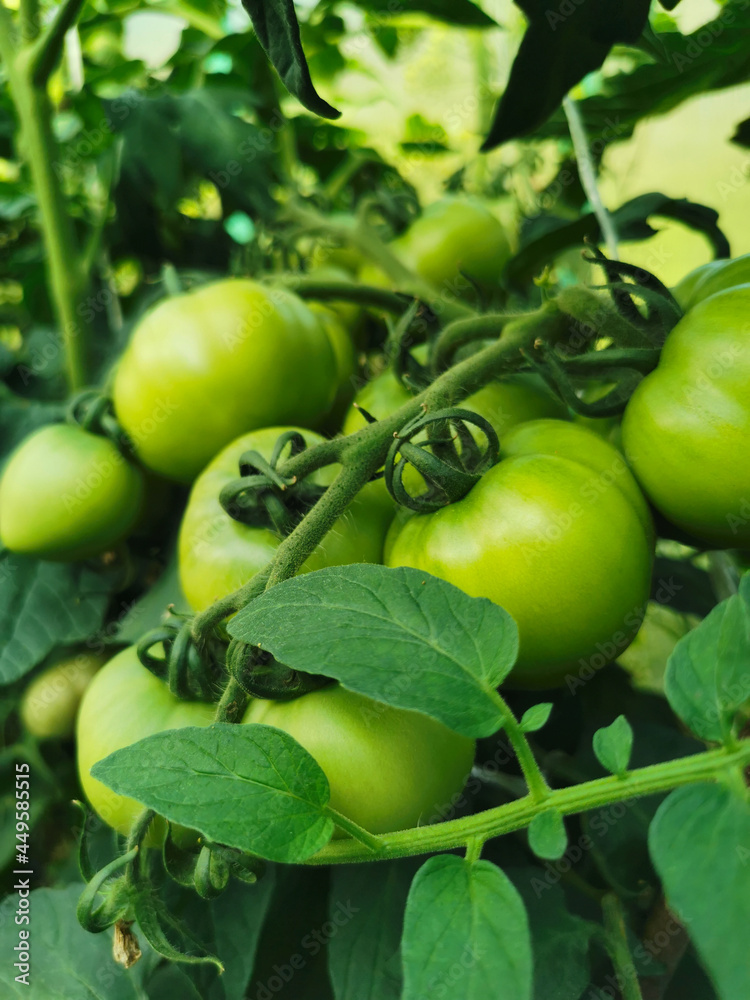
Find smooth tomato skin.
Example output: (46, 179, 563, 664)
(394, 198, 511, 291)
(0, 424, 145, 560)
(244, 685, 475, 835)
(622, 286, 750, 547)
(309, 303, 358, 427)
(76, 646, 215, 838)
(21, 652, 108, 739)
(672, 255, 750, 310)
(387, 420, 653, 688)
(179, 426, 392, 612)
(113, 280, 338, 482)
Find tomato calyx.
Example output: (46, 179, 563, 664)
(385, 407, 500, 512)
(67, 388, 134, 456)
(137, 618, 224, 702)
(219, 430, 328, 536)
(227, 637, 332, 701)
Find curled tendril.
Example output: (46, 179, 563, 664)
(384, 407, 500, 513)
(219, 430, 327, 535)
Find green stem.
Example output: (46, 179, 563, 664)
(24, 0, 87, 84)
(325, 808, 383, 852)
(465, 836, 484, 864)
(5, 25, 89, 391)
(17, 0, 39, 43)
(215, 677, 250, 724)
(491, 691, 550, 802)
(278, 275, 409, 315)
(304, 741, 750, 866)
(602, 894, 644, 1000)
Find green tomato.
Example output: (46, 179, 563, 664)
(617, 601, 699, 695)
(309, 303, 358, 428)
(179, 426, 392, 612)
(244, 685, 475, 835)
(21, 651, 107, 739)
(387, 420, 654, 688)
(672, 254, 750, 310)
(0, 424, 145, 560)
(394, 197, 511, 292)
(76, 646, 215, 838)
(306, 265, 365, 336)
(622, 286, 750, 547)
(113, 279, 339, 482)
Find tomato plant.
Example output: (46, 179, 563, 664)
(20, 651, 107, 740)
(0, 424, 145, 560)
(113, 280, 339, 482)
(672, 253, 750, 310)
(622, 286, 750, 547)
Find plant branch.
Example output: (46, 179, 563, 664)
(491, 690, 550, 802)
(278, 275, 411, 315)
(0, 3, 18, 64)
(24, 0, 87, 84)
(563, 95, 619, 261)
(304, 741, 750, 865)
(602, 894, 644, 1000)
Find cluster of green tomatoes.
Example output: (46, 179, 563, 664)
(4, 199, 750, 840)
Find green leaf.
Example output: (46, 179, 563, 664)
(508, 871, 594, 1000)
(0, 555, 119, 683)
(593, 715, 633, 776)
(328, 860, 419, 1000)
(519, 703, 553, 733)
(401, 855, 532, 1000)
(352, 0, 496, 27)
(228, 564, 519, 738)
(528, 809, 568, 861)
(665, 576, 750, 743)
(0, 884, 152, 998)
(483, 0, 651, 149)
(240, 0, 340, 119)
(91, 724, 334, 863)
(649, 783, 750, 1000)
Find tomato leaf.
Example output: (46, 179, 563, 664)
(482, 0, 651, 149)
(240, 0, 340, 119)
(665, 576, 750, 744)
(228, 564, 519, 738)
(649, 783, 750, 1000)
(0, 884, 152, 998)
(0, 554, 119, 684)
(328, 859, 420, 1000)
(401, 855, 532, 1000)
(528, 809, 568, 861)
(592, 715, 633, 776)
(91, 724, 335, 863)
(519, 703, 553, 733)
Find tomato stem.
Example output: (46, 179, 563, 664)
(304, 741, 750, 866)
(490, 691, 550, 802)
(601, 893, 644, 1000)
(324, 809, 383, 852)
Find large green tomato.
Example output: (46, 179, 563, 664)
(622, 286, 750, 547)
(309, 302, 358, 427)
(244, 685, 474, 835)
(76, 646, 215, 837)
(179, 426, 392, 612)
(21, 651, 107, 739)
(672, 254, 750, 310)
(0, 424, 145, 560)
(387, 420, 654, 688)
(112, 279, 339, 482)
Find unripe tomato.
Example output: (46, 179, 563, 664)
(306, 265, 365, 335)
(244, 685, 475, 835)
(622, 286, 750, 547)
(0, 424, 145, 560)
(77, 649, 473, 839)
(179, 427, 392, 612)
(76, 646, 215, 838)
(672, 254, 750, 311)
(112, 280, 339, 482)
(358, 198, 511, 298)
(387, 420, 654, 688)
(309, 303, 358, 426)
(21, 651, 107, 739)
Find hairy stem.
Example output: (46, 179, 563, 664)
(305, 741, 750, 865)
(602, 894, 644, 1000)
(491, 690, 550, 802)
